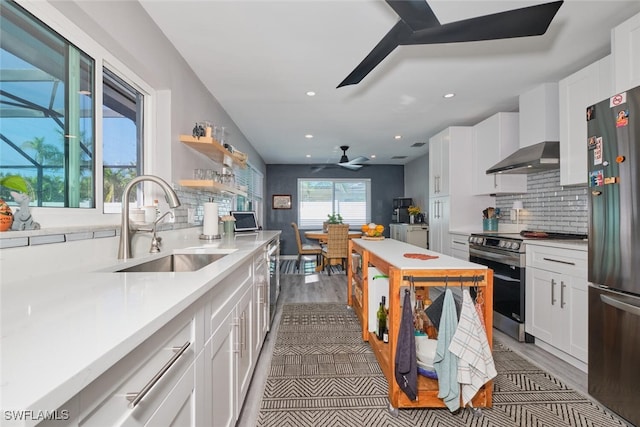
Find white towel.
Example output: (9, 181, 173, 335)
(448, 289, 497, 406)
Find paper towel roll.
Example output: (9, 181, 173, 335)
(203, 202, 219, 236)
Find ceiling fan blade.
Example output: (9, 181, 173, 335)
(347, 156, 369, 165)
(405, 1, 563, 45)
(338, 163, 363, 171)
(385, 0, 440, 31)
(337, 20, 412, 88)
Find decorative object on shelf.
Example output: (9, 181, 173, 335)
(192, 122, 205, 139)
(10, 191, 40, 231)
(0, 198, 13, 231)
(482, 206, 500, 231)
(272, 194, 292, 210)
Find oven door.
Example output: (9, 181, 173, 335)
(470, 247, 530, 342)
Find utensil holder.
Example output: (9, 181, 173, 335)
(483, 218, 498, 231)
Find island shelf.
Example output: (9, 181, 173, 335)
(347, 238, 494, 411)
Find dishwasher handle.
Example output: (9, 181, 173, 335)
(601, 294, 640, 317)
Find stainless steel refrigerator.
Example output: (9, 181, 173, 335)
(587, 84, 640, 426)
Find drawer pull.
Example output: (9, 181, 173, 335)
(126, 341, 191, 408)
(542, 257, 576, 266)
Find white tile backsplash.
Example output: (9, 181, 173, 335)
(496, 170, 588, 234)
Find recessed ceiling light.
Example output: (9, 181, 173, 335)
(305, 134, 313, 139)
(394, 135, 402, 140)
(371, 154, 376, 159)
(306, 91, 316, 97)
(443, 93, 455, 99)
(306, 154, 311, 158)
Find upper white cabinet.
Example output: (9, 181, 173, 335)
(559, 56, 613, 186)
(428, 129, 450, 197)
(428, 127, 493, 253)
(612, 11, 640, 92)
(519, 83, 560, 148)
(472, 112, 527, 194)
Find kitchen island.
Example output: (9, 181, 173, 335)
(0, 229, 280, 427)
(347, 238, 493, 412)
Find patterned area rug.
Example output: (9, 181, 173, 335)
(280, 258, 345, 275)
(257, 303, 630, 427)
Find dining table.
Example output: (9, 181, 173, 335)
(304, 229, 363, 244)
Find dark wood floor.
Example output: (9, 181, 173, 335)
(237, 271, 589, 427)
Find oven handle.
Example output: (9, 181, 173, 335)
(469, 249, 521, 268)
(493, 273, 520, 283)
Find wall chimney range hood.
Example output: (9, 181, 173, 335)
(487, 83, 560, 175)
(486, 141, 559, 174)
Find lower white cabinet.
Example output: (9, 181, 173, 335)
(389, 224, 428, 249)
(48, 242, 274, 427)
(76, 308, 200, 427)
(525, 244, 588, 371)
(449, 233, 470, 260)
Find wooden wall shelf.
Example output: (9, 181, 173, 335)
(179, 135, 247, 169)
(179, 179, 248, 197)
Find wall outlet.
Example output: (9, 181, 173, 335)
(510, 209, 516, 221)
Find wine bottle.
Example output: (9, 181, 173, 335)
(377, 296, 387, 341)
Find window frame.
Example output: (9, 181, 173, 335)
(11, 0, 157, 226)
(297, 178, 371, 229)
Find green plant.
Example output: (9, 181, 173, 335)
(326, 213, 343, 224)
(408, 205, 421, 216)
(0, 175, 30, 195)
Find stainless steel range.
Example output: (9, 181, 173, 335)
(469, 233, 531, 342)
(469, 230, 587, 342)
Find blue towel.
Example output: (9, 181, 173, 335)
(433, 289, 460, 412)
(394, 290, 417, 400)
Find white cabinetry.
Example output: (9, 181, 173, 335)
(203, 259, 254, 426)
(612, 11, 640, 92)
(389, 224, 428, 249)
(429, 127, 493, 254)
(559, 56, 613, 186)
(449, 233, 470, 261)
(525, 244, 588, 372)
(253, 248, 270, 356)
(76, 308, 200, 427)
(429, 129, 450, 196)
(472, 112, 526, 194)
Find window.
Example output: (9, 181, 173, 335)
(102, 68, 144, 213)
(235, 162, 264, 220)
(298, 179, 371, 228)
(0, 0, 95, 207)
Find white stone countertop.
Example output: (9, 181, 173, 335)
(354, 238, 487, 270)
(0, 230, 280, 424)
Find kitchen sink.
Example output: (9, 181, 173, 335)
(115, 253, 228, 273)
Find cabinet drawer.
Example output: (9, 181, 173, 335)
(527, 245, 587, 278)
(79, 309, 196, 426)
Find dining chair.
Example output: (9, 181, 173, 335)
(321, 223, 350, 275)
(291, 222, 322, 270)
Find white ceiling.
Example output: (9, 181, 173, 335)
(140, 0, 640, 167)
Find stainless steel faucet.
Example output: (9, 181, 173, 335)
(148, 211, 174, 253)
(118, 175, 181, 259)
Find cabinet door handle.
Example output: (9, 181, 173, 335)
(452, 240, 466, 246)
(494, 174, 497, 189)
(542, 257, 576, 266)
(126, 341, 191, 408)
(560, 281, 566, 308)
(551, 279, 556, 305)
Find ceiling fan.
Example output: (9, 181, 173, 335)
(337, 0, 564, 88)
(338, 145, 369, 170)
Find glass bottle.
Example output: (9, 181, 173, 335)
(414, 295, 425, 334)
(377, 296, 387, 341)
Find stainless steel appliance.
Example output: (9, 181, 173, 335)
(469, 230, 586, 342)
(392, 197, 412, 223)
(469, 233, 530, 342)
(268, 239, 280, 326)
(587, 84, 640, 426)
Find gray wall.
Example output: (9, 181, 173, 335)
(266, 164, 404, 255)
(404, 153, 429, 217)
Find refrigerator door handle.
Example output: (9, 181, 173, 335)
(601, 294, 640, 317)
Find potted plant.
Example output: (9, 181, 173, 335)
(408, 205, 421, 224)
(0, 175, 39, 231)
(323, 213, 343, 232)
